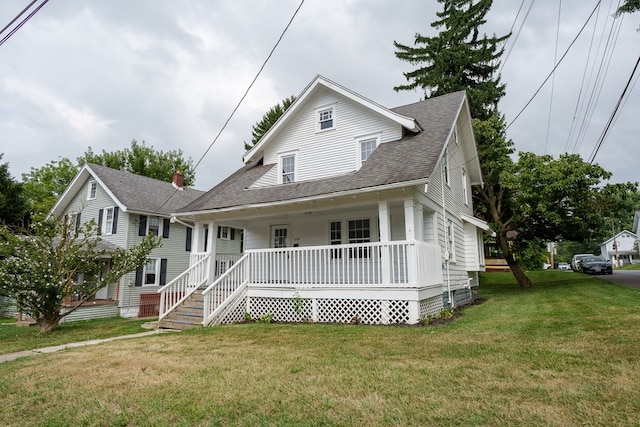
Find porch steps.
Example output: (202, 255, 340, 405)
(158, 291, 204, 330)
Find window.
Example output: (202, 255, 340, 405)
(349, 219, 371, 258)
(135, 258, 167, 287)
(87, 181, 97, 200)
(280, 154, 295, 184)
(273, 226, 288, 248)
(462, 168, 468, 205)
(139, 215, 169, 238)
(330, 221, 342, 258)
(144, 259, 158, 285)
(318, 108, 333, 130)
(148, 216, 160, 236)
(66, 212, 81, 234)
(446, 219, 456, 262)
(99, 207, 118, 235)
(360, 138, 377, 164)
(220, 226, 230, 240)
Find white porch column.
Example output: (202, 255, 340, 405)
(415, 203, 424, 242)
(378, 201, 391, 285)
(404, 199, 417, 286)
(192, 221, 203, 253)
(207, 220, 218, 285)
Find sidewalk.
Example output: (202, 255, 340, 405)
(0, 328, 176, 364)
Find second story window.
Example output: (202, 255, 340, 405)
(462, 168, 468, 205)
(87, 181, 97, 200)
(281, 154, 295, 183)
(359, 138, 377, 167)
(318, 108, 333, 130)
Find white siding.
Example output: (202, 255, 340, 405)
(256, 86, 403, 186)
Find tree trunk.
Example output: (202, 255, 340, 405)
(38, 314, 62, 333)
(496, 231, 533, 289)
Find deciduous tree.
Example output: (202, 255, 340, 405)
(21, 157, 78, 222)
(0, 218, 160, 333)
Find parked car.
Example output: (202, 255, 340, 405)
(579, 256, 612, 275)
(558, 262, 570, 270)
(571, 254, 595, 271)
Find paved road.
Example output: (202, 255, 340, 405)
(600, 270, 640, 290)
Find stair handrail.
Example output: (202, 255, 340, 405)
(202, 253, 249, 325)
(158, 253, 210, 321)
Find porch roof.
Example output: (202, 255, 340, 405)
(178, 91, 467, 214)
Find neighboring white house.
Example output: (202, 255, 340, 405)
(600, 230, 638, 266)
(159, 75, 490, 328)
(43, 163, 242, 321)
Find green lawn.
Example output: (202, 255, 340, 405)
(1, 271, 639, 426)
(0, 316, 150, 354)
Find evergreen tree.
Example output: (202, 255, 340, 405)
(616, 0, 640, 15)
(394, 0, 508, 120)
(246, 96, 296, 152)
(0, 154, 28, 228)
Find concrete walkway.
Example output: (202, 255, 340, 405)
(0, 328, 176, 364)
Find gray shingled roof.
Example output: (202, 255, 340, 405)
(88, 163, 205, 215)
(178, 91, 466, 213)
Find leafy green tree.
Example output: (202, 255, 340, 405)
(0, 217, 160, 332)
(0, 154, 28, 228)
(394, 0, 508, 120)
(246, 96, 296, 151)
(616, 0, 640, 15)
(21, 158, 78, 222)
(79, 139, 195, 185)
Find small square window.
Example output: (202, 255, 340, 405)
(87, 181, 97, 200)
(318, 108, 333, 130)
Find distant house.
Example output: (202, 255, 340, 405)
(159, 75, 490, 329)
(42, 163, 242, 321)
(604, 228, 638, 265)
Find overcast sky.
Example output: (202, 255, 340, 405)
(1, 0, 638, 191)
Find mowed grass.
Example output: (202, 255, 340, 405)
(0, 316, 150, 354)
(1, 271, 640, 426)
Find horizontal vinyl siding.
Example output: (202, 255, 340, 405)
(60, 305, 120, 322)
(259, 87, 403, 186)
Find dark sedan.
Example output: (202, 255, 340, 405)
(580, 256, 613, 275)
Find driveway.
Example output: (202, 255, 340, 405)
(600, 270, 640, 290)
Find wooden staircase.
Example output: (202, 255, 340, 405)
(158, 290, 204, 330)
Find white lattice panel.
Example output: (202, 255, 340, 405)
(420, 295, 443, 318)
(249, 297, 312, 322)
(219, 295, 248, 325)
(316, 298, 410, 325)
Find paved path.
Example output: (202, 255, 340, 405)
(0, 329, 175, 364)
(600, 270, 640, 290)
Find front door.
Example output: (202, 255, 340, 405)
(270, 225, 289, 283)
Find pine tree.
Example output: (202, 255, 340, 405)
(246, 96, 296, 152)
(394, 0, 508, 120)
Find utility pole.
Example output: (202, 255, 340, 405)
(611, 218, 619, 268)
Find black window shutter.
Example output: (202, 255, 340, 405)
(162, 218, 170, 238)
(217, 226, 221, 238)
(139, 215, 147, 236)
(135, 267, 143, 287)
(76, 212, 81, 231)
(160, 259, 168, 286)
(230, 228, 235, 240)
(112, 207, 119, 234)
(186, 227, 192, 251)
(98, 209, 104, 234)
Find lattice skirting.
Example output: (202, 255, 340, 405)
(218, 294, 445, 325)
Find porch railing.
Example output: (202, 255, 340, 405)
(246, 240, 442, 288)
(158, 253, 210, 321)
(202, 253, 249, 326)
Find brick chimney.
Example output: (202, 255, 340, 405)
(172, 170, 184, 190)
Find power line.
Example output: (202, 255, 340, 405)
(544, 0, 562, 154)
(0, 0, 49, 47)
(588, 55, 640, 164)
(153, 0, 305, 214)
(506, 1, 600, 131)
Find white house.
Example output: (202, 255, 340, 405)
(160, 75, 489, 328)
(45, 163, 242, 321)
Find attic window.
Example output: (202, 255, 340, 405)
(87, 181, 97, 200)
(357, 135, 380, 168)
(279, 153, 296, 184)
(318, 107, 334, 131)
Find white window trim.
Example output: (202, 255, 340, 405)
(102, 206, 115, 235)
(315, 103, 336, 133)
(147, 215, 160, 236)
(87, 181, 97, 200)
(278, 151, 297, 184)
(355, 134, 381, 169)
(220, 226, 230, 240)
(143, 258, 160, 287)
(443, 147, 450, 187)
(462, 167, 468, 205)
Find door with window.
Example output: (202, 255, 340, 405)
(270, 225, 289, 283)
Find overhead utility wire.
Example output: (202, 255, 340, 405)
(0, 0, 49, 47)
(587, 55, 640, 164)
(498, 0, 536, 76)
(0, 0, 37, 36)
(153, 0, 305, 214)
(506, 1, 600, 131)
(544, 0, 562, 154)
